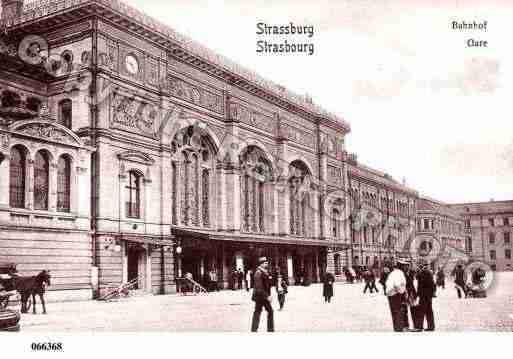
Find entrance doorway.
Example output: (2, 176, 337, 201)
(127, 244, 147, 290)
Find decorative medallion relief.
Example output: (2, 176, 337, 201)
(166, 76, 224, 115)
(229, 102, 276, 134)
(110, 93, 159, 139)
(279, 123, 315, 149)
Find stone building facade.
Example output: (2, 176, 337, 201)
(416, 197, 465, 272)
(1, 0, 509, 302)
(0, 0, 355, 300)
(342, 155, 418, 278)
(448, 200, 513, 271)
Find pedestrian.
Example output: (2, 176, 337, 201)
(363, 269, 377, 294)
(452, 264, 466, 298)
(245, 269, 252, 291)
(379, 267, 390, 295)
(237, 268, 244, 290)
(385, 260, 408, 332)
(415, 262, 436, 331)
(251, 257, 274, 332)
(209, 269, 219, 292)
(276, 272, 288, 310)
(436, 268, 445, 289)
(405, 264, 421, 332)
(323, 272, 335, 303)
(231, 269, 238, 290)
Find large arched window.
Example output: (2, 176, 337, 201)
(171, 125, 214, 227)
(240, 146, 272, 233)
(289, 160, 311, 237)
(58, 99, 72, 129)
(9, 146, 26, 208)
(34, 150, 50, 210)
(125, 171, 141, 218)
(57, 155, 71, 212)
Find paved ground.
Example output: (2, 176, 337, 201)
(19, 272, 513, 332)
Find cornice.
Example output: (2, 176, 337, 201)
(2, 0, 350, 134)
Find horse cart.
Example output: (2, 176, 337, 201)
(0, 262, 21, 331)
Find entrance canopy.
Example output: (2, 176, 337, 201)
(172, 228, 349, 251)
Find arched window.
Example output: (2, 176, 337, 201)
(240, 146, 272, 233)
(289, 160, 311, 237)
(171, 126, 214, 227)
(57, 155, 71, 212)
(58, 99, 72, 129)
(125, 171, 140, 218)
(9, 146, 26, 208)
(34, 151, 49, 210)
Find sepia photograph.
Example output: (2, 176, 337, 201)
(0, 0, 512, 355)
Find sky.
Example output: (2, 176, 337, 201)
(121, 0, 513, 203)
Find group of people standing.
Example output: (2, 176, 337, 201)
(382, 260, 436, 332)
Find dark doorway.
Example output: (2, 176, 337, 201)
(127, 246, 139, 289)
(182, 250, 202, 282)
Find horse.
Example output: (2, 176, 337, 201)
(14, 270, 51, 314)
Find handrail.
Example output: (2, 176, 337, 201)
(98, 276, 140, 301)
(176, 277, 208, 295)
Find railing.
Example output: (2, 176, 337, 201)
(176, 277, 207, 295)
(98, 276, 140, 302)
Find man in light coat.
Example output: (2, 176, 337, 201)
(385, 260, 408, 332)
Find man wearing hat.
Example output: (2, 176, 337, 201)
(250, 257, 274, 332)
(415, 261, 436, 331)
(385, 260, 408, 332)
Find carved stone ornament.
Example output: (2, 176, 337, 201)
(0, 133, 9, 149)
(110, 93, 159, 138)
(166, 76, 224, 114)
(14, 122, 79, 146)
(117, 150, 155, 166)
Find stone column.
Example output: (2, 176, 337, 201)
(287, 254, 294, 285)
(0, 149, 9, 208)
(216, 163, 226, 230)
(224, 166, 241, 231)
(26, 159, 34, 210)
(277, 179, 290, 236)
(49, 162, 58, 212)
(146, 245, 152, 293)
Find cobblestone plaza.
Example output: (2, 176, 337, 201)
(18, 272, 513, 332)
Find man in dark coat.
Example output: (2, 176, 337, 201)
(415, 263, 436, 331)
(436, 268, 445, 289)
(452, 264, 466, 298)
(379, 267, 390, 295)
(405, 265, 421, 331)
(323, 272, 335, 303)
(251, 257, 274, 332)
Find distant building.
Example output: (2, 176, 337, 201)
(448, 200, 513, 271)
(416, 197, 465, 271)
(344, 154, 418, 275)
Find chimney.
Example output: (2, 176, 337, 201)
(1, 0, 24, 22)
